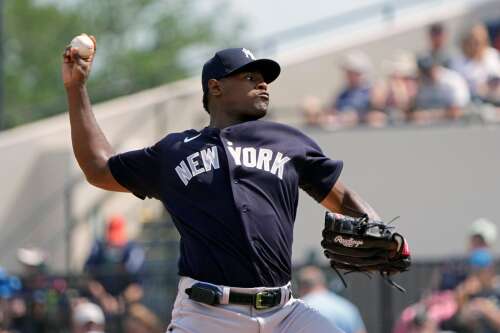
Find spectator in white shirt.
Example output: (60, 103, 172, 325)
(451, 24, 500, 98)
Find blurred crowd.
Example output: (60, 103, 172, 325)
(302, 22, 500, 129)
(0, 215, 163, 333)
(393, 218, 500, 333)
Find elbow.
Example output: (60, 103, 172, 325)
(84, 169, 106, 188)
(80, 160, 111, 189)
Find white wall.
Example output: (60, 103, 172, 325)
(293, 124, 500, 263)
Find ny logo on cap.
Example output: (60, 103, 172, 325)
(242, 48, 255, 60)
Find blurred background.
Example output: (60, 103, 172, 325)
(0, 0, 500, 332)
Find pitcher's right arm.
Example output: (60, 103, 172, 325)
(62, 36, 127, 192)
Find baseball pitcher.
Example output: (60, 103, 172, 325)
(62, 37, 410, 333)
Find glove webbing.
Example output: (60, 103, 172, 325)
(331, 261, 407, 292)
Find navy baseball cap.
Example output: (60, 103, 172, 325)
(202, 48, 281, 93)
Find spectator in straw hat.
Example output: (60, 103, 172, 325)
(325, 51, 376, 128)
(72, 301, 105, 333)
(372, 51, 418, 124)
(469, 218, 497, 251)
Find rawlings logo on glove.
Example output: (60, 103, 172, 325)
(334, 236, 364, 248)
(321, 212, 411, 292)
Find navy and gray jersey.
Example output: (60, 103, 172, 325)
(108, 120, 343, 287)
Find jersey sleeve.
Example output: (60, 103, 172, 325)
(108, 141, 163, 200)
(296, 137, 343, 202)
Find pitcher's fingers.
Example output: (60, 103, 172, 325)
(74, 53, 89, 71)
(63, 47, 74, 62)
(63, 53, 73, 64)
(71, 47, 93, 64)
(89, 35, 97, 52)
(65, 47, 82, 63)
(76, 65, 87, 76)
(72, 51, 88, 75)
(86, 52, 95, 63)
(70, 48, 79, 58)
(63, 47, 71, 57)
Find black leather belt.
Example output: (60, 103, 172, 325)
(185, 282, 286, 310)
(229, 289, 282, 309)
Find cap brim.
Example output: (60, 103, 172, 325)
(225, 59, 281, 84)
(17, 248, 45, 266)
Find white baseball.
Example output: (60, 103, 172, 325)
(70, 34, 94, 59)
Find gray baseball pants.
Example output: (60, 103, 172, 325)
(166, 277, 343, 333)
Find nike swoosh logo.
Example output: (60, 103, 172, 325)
(183, 133, 202, 143)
